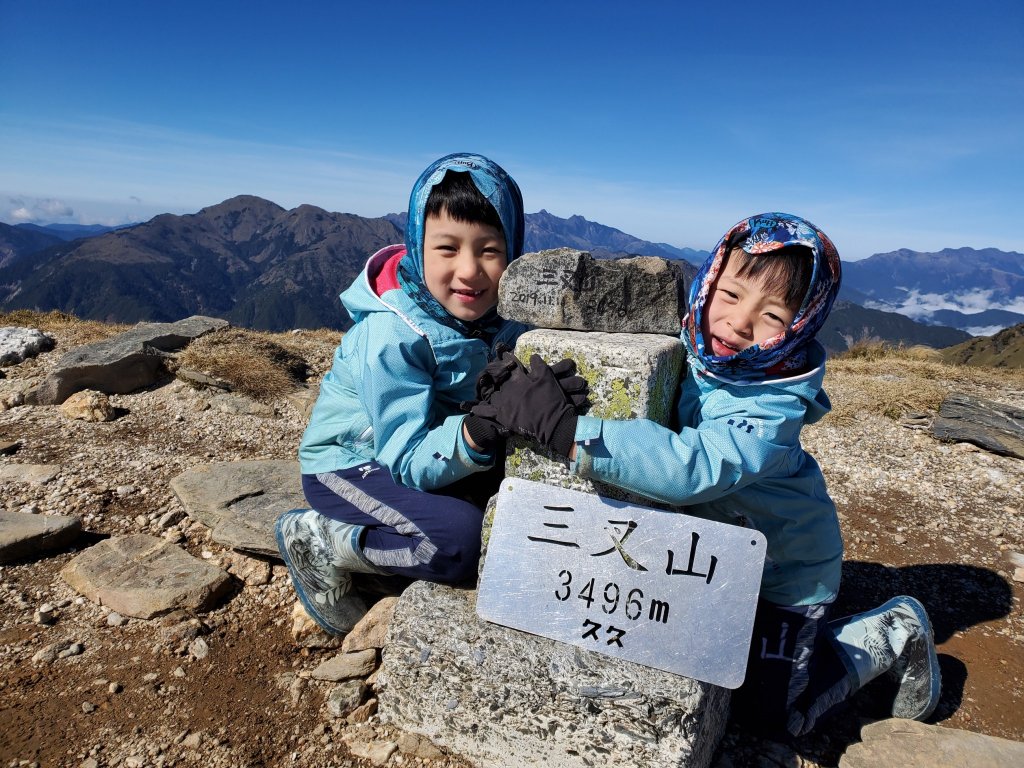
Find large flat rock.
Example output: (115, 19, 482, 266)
(26, 315, 228, 405)
(169, 459, 305, 556)
(60, 534, 232, 619)
(378, 580, 729, 768)
(839, 718, 1024, 767)
(931, 393, 1024, 460)
(0, 512, 82, 564)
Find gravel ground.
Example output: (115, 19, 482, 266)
(1, 326, 1022, 768)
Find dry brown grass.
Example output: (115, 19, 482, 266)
(825, 343, 1024, 424)
(177, 327, 321, 402)
(0, 309, 129, 347)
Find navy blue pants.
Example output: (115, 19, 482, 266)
(302, 462, 500, 584)
(731, 599, 853, 737)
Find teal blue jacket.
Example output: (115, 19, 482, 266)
(299, 245, 527, 489)
(572, 341, 843, 606)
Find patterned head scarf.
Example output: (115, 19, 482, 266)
(397, 153, 525, 339)
(683, 213, 842, 380)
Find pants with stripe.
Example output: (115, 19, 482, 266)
(730, 599, 854, 737)
(301, 462, 501, 584)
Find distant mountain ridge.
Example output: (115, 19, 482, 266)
(0, 197, 1013, 356)
(843, 247, 1024, 334)
(15, 222, 129, 241)
(0, 197, 400, 331)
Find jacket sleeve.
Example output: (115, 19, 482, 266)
(573, 386, 804, 507)
(358, 315, 488, 490)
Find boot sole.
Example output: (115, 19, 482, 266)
(893, 595, 942, 721)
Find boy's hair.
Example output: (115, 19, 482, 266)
(728, 244, 813, 312)
(424, 170, 504, 233)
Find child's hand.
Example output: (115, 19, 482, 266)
(473, 342, 524, 403)
(469, 354, 588, 458)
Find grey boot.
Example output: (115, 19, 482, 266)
(830, 595, 942, 721)
(275, 509, 388, 635)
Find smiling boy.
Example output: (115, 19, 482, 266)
(275, 153, 527, 635)
(474, 212, 941, 736)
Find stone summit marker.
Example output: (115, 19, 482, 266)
(478, 478, 766, 689)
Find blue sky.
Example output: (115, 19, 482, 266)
(1, 1, 1021, 261)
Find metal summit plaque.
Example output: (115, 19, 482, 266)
(477, 478, 766, 689)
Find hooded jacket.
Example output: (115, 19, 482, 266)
(572, 213, 844, 606)
(299, 154, 527, 489)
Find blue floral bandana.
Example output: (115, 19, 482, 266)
(396, 153, 525, 340)
(683, 213, 842, 380)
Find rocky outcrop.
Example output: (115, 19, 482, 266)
(931, 393, 1024, 460)
(26, 315, 228, 405)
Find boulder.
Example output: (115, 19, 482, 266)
(498, 249, 689, 335)
(59, 389, 117, 422)
(26, 315, 228, 405)
(839, 718, 1024, 767)
(931, 393, 1024, 459)
(0, 327, 55, 366)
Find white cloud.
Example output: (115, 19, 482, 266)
(3, 196, 74, 223)
(964, 325, 1006, 337)
(868, 288, 1024, 320)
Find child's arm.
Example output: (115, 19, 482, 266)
(357, 318, 493, 490)
(573, 388, 804, 507)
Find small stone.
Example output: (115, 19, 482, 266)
(189, 637, 209, 660)
(81, 702, 96, 714)
(58, 643, 84, 658)
(106, 612, 125, 627)
(348, 740, 398, 766)
(1013, 567, 1024, 584)
(325, 680, 366, 717)
(173, 667, 186, 678)
(347, 698, 378, 723)
(108, 682, 122, 694)
(34, 603, 57, 624)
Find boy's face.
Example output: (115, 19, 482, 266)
(702, 256, 797, 356)
(423, 209, 507, 322)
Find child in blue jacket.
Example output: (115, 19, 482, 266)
(276, 153, 532, 635)
(472, 213, 941, 736)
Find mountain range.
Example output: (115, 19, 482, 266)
(0, 196, 1016, 356)
(841, 247, 1024, 335)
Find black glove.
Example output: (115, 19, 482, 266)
(473, 342, 523, 402)
(469, 354, 588, 458)
(548, 358, 589, 409)
(462, 414, 508, 454)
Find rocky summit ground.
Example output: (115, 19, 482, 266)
(1, 319, 1023, 768)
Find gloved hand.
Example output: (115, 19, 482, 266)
(473, 342, 524, 403)
(462, 414, 508, 454)
(469, 353, 589, 458)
